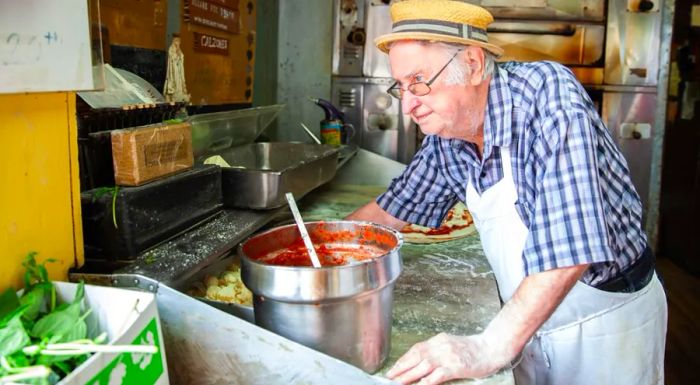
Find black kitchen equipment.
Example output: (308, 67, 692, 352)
(81, 164, 223, 260)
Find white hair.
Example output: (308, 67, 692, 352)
(387, 40, 496, 85)
(435, 42, 496, 85)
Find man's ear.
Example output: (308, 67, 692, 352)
(464, 46, 486, 86)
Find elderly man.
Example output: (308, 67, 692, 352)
(346, 1, 667, 384)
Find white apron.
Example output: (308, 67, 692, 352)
(465, 148, 667, 385)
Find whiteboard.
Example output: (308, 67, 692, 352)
(0, 0, 98, 93)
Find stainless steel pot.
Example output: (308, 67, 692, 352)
(238, 221, 403, 373)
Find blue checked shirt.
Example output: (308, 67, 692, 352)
(377, 61, 647, 285)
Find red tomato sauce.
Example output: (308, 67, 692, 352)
(260, 243, 380, 267)
(401, 223, 472, 236)
(246, 222, 398, 267)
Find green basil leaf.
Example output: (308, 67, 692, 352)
(51, 281, 84, 313)
(39, 264, 49, 283)
(22, 252, 39, 289)
(53, 302, 70, 312)
(30, 301, 81, 342)
(0, 288, 21, 322)
(6, 349, 32, 367)
(62, 319, 87, 342)
(19, 285, 47, 322)
(72, 281, 85, 305)
(53, 359, 73, 375)
(0, 304, 28, 329)
(0, 315, 31, 357)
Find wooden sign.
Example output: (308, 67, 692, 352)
(185, 0, 240, 33)
(193, 32, 229, 55)
(206, 0, 237, 6)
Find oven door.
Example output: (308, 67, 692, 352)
(332, 77, 417, 164)
(488, 20, 606, 85)
(478, 0, 605, 21)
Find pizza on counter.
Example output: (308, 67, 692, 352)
(400, 202, 476, 244)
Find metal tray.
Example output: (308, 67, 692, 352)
(215, 142, 340, 209)
(188, 104, 285, 160)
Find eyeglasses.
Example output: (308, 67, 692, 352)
(386, 50, 462, 100)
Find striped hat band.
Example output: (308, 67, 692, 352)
(392, 19, 488, 43)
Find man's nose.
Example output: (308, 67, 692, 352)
(401, 92, 420, 115)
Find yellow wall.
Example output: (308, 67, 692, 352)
(0, 93, 83, 291)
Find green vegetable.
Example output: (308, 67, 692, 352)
(0, 315, 30, 357)
(30, 286, 84, 343)
(91, 186, 120, 229)
(0, 288, 22, 322)
(0, 253, 157, 384)
(19, 286, 47, 322)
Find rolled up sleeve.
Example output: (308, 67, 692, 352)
(524, 109, 615, 275)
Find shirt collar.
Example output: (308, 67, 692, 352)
(481, 64, 513, 159)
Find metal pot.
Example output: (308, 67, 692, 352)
(238, 221, 403, 373)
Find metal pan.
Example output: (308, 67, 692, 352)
(214, 142, 339, 209)
(174, 253, 254, 322)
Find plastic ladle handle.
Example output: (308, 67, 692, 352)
(285, 192, 322, 268)
(300, 122, 322, 144)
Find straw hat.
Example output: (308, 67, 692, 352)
(375, 0, 503, 57)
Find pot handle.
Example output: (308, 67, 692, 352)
(342, 123, 356, 143)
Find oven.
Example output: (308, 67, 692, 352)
(332, 0, 417, 164)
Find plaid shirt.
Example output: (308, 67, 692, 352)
(377, 61, 647, 284)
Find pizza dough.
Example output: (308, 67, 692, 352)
(189, 261, 253, 306)
(400, 202, 476, 244)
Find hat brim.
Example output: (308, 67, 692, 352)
(375, 31, 504, 57)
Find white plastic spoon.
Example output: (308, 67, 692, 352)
(285, 192, 322, 268)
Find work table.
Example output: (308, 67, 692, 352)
(71, 150, 514, 385)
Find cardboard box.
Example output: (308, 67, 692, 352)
(111, 122, 193, 186)
(53, 282, 170, 385)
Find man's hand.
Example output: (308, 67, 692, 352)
(386, 333, 507, 385)
(346, 201, 407, 230)
(386, 263, 589, 384)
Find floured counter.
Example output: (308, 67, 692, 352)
(69, 149, 513, 384)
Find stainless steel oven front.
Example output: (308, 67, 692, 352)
(332, 77, 417, 164)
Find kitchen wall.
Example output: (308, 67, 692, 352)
(252, 0, 279, 108)
(262, 0, 334, 143)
